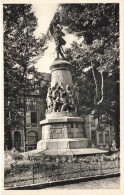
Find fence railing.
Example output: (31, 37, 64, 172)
(4, 153, 120, 188)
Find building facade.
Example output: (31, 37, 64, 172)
(10, 73, 113, 151)
(11, 73, 51, 151)
(85, 114, 114, 147)
(11, 113, 113, 152)
(11, 95, 46, 151)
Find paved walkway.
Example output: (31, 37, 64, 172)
(25, 148, 108, 157)
(44, 177, 120, 189)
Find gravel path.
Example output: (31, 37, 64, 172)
(44, 177, 120, 189)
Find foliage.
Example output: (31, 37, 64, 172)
(59, 3, 119, 146)
(4, 147, 119, 170)
(60, 4, 119, 44)
(4, 4, 47, 149)
(4, 151, 119, 188)
(4, 148, 23, 168)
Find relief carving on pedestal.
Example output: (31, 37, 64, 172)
(46, 81, 78, 114)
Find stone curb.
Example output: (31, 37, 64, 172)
(5, 172, 120, 190)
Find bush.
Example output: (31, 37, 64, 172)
(4, 148, 31, 169)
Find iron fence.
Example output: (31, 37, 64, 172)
(4, 153, 120, 188)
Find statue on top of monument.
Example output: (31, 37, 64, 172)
(49, 11, 66, 60)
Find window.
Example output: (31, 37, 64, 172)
(28, 136, 37, 144)
(71, 123, 74, 128)
(31, 112, 37, 124)
(91, 131, 96, 145)
(5, 110, 9, 118)
(76, 123, 78, 128)
(27, 99, 37, 111)
(91, 116, 95, 126)
(105, 131, 109, 143)
(14, 131, 21, 150)
(27, 131, 37, 145)
(99, 133, 103, 143)
(28, 147, 33, 151)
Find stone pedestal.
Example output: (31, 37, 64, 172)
(37, 60, 91, 155)
(50, 60, 73, 88)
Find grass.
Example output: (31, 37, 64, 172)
(4, 157, 119, 188)
(4, 149, 120, 188)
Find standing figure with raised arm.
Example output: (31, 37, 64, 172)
(49, 12, 66, 60)
(54, 25, 66, 60)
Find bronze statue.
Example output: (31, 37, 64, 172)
(49, 12, 66, 60)
(54, 25, 66, 60)
(52, 89, 61, 112)
(46, 87, 53, 109)
(60, 92, 74, 112)
(46, 81, 78, 113)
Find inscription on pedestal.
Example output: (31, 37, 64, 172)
(52, 129, 62, 134)
(41, 122, 85, 140)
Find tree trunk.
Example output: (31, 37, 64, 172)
(91, 61, 104, 105)
(113, 114, 120, 149)
(23, 95, 26, 152)
(91, 61, 99, 105)
(4, 124, 12, 150)
(97, 70, 104, 105)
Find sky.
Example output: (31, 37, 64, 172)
(32, 4, 83, 73)
(32, 4, 58, 73)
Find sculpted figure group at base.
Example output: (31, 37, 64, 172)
(46, 81, 77, 114)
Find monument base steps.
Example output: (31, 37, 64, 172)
(37, 138, 91, 150)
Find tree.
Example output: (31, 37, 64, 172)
(4, 4, 47, 150)
(60, 4, 119, 44)
(59, 3, 119, 147)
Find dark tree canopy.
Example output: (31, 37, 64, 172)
(59, 3, 119, 147)
(4, 4, 47, 149)
(60, 4, 119, 44)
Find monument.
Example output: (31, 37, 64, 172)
(37, 59, 91, 155)
(36, 11, 107, 156)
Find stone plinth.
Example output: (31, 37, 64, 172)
(50, 60, 73, 88)
(40, 118, 85, 138)
(46, 111, 76, 119)
(37, 60, 91, 155)
(37, 138, 90, 150)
